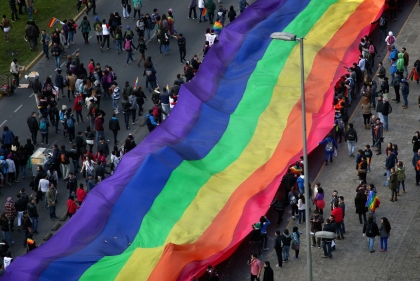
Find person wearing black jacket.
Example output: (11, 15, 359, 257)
(121, 95, 132, 130)
(27, 112, 39, 145)
(250, 223, 262, 257)
(310, 210, 324, 248)
(321, 219, 335, 258)
(263, 261, 274, 281)
(15, 194, 29, 231)
(134, 89, 148, 116)
(273, 231, 283, 268)
(177, 34, 186, 64)
(345, 123, 358, 157)
(363, 215, 379, 253)
(381, 98, 391, 131)
(26, 198, 39, 234)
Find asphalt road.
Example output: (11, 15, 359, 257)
(0, 0, 252, 263)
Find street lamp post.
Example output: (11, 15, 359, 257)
(270, 32, 312, 281)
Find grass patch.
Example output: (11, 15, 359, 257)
(0, 0, 82, 82)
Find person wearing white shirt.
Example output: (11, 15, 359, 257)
(38, 176, 50, 209)
(358, 55, 366, 72)
(101, 19, 110, 50)
(198, 0, 206, 22)
(297, 194, 306, 225)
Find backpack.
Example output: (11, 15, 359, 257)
(79, 83, 84, 94)
(366, 223, 373, 235)
(83, 20, 89, 31)
(152, 105, 159, 117)
(106, 74, 112, 84)
(387, 36, 395, 45)
(60, 152, 68, 163)
(276, 237, 284, 248)
(95, 23, 102, 32)
(379, 17, 386, 28)
(78, 98, 83, 106)
(63, 77, 69, 87)
(59, 111, 65, 122)
(66, 117, 74, 128)
(90, 106, 97, 116)
(368, 44, 375, 54)
(397, 58, 404, 72)
(289, 195, 297, 205)
(347, 130, 355, 141)
(126, 30, 133, 37)
(124, 39, 132, 50)
(39, 119, 47, 130)
(146, 115, 152, 127)
(326, 140, 334, 151)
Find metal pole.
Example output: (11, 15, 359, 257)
(298, 37, 312, 281)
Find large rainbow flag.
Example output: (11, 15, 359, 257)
(4, 0, 384, 280)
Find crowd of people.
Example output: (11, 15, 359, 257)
(1, 0, 252, 276)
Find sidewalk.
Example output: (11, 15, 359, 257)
(214, 2, 420, 281)
(264, 3, 420, 281)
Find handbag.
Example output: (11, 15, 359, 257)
(86, 139, 94, 145)
(291, 243, 300, 250)
(135, 2, 141, 10)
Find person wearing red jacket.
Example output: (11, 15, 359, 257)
(67, 195, 80, 218)
(76, 184, 87, 205)
(331, 203, 344, 240)
(95, 112, 106, 144)
(73, 94, 84, 124)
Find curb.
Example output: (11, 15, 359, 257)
(24, 7, 89, 72)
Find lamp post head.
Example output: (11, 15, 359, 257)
(270, 32, 297, 41)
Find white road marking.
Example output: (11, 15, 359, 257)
(29, 93, 34, 97)
(72, 48, 80, 56)
(14, 104, 23, 112)
(0, 120, 7, 127)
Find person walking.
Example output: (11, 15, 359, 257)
(100, 19, 110, 51)
(79, 16, 91, 44)
(259, 216, 270, 251)
(21, 212, 32, 248)
(363, 215, 379, 253)
(281, 229, 291, 262)
(319, 134, 338, 165)
(198, 0, 206, 22)
(1, 15, 12, 42)
(38, 114, 50, 146)
(128, 91, 138, 124)
(273, 231, 283, 268)
(50, 42, 62, 71)
(345, 123, 358, 157)
(26, 198, 39, 234)
(108, 113, 120, 145)
(121, 95, 132, 130)
(136, 37, 147, 65)
(205, 0, 216, 24)
(46, 183, 58, 221)
(250, 223, 262, 258)
(188, 0, 197, 19)
(297, 193, 306, 224)
(86, 0, 97, 15)
(379, 217, 391, 252)
(10, 58, 20, 87)
(177, 34, 186, 64)
(124, 34, 136, 65)
(40, 30, 50, 60)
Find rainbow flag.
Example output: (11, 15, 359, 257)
(134, 77, 139, 89)
(366, 190, 380, 212)
(48, 17, 59, 28)
(4, 0, 384, 280)
(165, 84, 169, 92)
(202, 7, 208, 17)
(213, 21, 223, 32)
